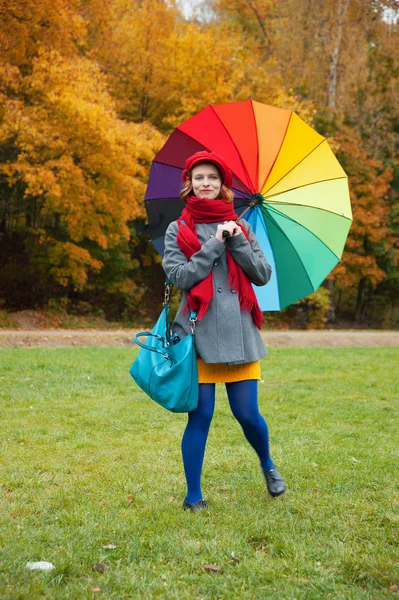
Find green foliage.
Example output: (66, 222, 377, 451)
(291, 287, 332, 330)
(262, 289, 332, 330)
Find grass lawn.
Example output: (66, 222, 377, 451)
(0, 347, 398, 599)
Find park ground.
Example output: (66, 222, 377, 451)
(1, 343, 399, 599)
(1, 328, 399, 348)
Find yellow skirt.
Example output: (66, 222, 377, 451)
(197, 358, 261, 384)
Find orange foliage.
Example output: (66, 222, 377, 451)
(0, 0, 398, 321)
(332, 127, 396, 290)
(0, 40, 163, 288)
(47, 241, 103, 289)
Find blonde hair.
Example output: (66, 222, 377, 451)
(180, 169, 234, 204)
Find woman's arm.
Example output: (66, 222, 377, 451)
(162, 221, 225, 291)
(225, 220, 272, 286)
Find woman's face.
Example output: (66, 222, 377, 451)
(191, 163, 222, 200)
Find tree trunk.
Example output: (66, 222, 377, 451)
(245, 0, 271, 60)
(325, 279, 336, 322)
(355, 278, 366, 322)
(0, 196, 6, 233)
(328, 0, 351, 110)
(362, 285, 373, 321)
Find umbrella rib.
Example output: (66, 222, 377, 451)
(150, 157, 251, 196)
(264, 199, 353, 223)
(266, 204, 346, 262)
(265, 175, 348, 201)
(254, 212, 283, 311)
(250, 100, 260, 192)
(258, 111, 293, 192)
(152, 127, 251, 193)
(264, 178, 352, 219)
(262, 138, 326, 195)
(152, 130, 211, 168)
(169, 127, 252, 195)
(261, 207, 322, 294)
(153, 129, 208, 167)
(209, 104, 255, 193)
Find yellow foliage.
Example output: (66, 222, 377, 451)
(0, 0, 87, 65)
(293, 288, 332, 330)
(0, 44, 163, 286)
(87, 0, 288, 131)
(47, 241, 103, 290)
(332, 127, 395, 291)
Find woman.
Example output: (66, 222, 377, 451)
(162, 150, 286, 511)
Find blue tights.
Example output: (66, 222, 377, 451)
(181, 380, 275, 503)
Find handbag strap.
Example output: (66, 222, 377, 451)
(164, 280, 197, 332)
(134, 331, 173, 362)
(133, 281, 197, 360)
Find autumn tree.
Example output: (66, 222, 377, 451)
(0, 1, 163, 310)
(329, 127, 395, 320)
(210, 0, 399, 324)
(0, 0, 398, 325)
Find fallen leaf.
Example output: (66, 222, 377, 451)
(168, 497, 174, 504)
(102, 544, 116, 550)
(202, 564, 222, 573)
(26, 561, 55, 571)
(127, 495, 133, 501)
(230, 552, 240, 562)
(390, 584, 398, 593)
(91, 587, 101, 593)
(257, 545, 270, 552)
(93, 563, 108, 573)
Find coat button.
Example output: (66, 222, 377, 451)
(217, 287, 222, 293)
(213, 261, 219, 266)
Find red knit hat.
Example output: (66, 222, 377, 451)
(182, 151, 233, 188)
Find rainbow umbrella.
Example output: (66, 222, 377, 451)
(144, 100, 352, 311)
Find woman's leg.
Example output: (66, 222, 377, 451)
(226, 380, 275, 471)
(181, 383, 215, 503)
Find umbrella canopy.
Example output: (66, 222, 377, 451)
(145, 100, 352, 311)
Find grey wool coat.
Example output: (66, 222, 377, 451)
(162, 219, 272, 365)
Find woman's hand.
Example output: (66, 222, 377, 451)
(215, 221, 242, 243)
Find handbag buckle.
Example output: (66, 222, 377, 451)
(189, 316, 197, 334)
(163, 283, 172, 306)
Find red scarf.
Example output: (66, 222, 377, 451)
(176, 196, 263, 329)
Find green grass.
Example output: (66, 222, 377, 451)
(0, 347, 398, 599)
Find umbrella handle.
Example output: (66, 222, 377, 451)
(221, 194, 263, 238)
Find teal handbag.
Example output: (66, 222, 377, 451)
(129, 282, 198, 413)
